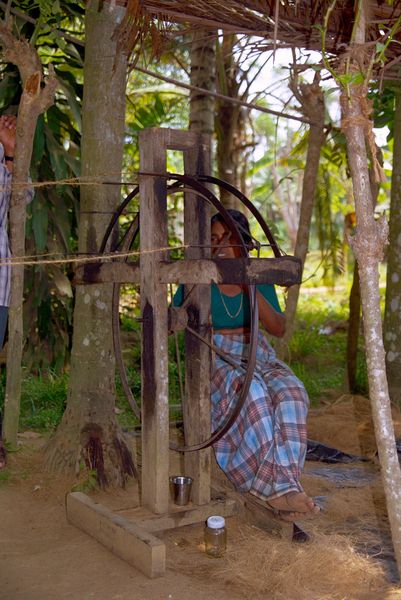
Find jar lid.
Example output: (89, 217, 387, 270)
(207, 515, 225, 529)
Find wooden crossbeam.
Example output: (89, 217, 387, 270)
(74, 256, 302, 286)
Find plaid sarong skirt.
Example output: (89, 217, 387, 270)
(211, 332, 309, 502)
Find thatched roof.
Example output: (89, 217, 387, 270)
(120, 1, 401, 80)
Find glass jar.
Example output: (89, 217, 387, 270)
(204, 515, 227, 558)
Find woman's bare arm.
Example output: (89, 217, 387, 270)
(256, 290, 286, 338)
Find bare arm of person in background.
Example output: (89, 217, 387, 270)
(0, 114, 16, 469)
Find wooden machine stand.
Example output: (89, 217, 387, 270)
(67, 128, 296, 578)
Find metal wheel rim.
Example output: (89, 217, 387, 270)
(100, 174, 272, 451)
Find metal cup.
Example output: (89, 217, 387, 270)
(170, 475, 193, 506)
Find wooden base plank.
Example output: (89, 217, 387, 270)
(66, 492, 166, 578)
(119, 498, 237, 533)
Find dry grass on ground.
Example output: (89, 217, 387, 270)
(3, 394, 401, 599)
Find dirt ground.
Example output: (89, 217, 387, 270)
(0, 436, 247, 600)
(2, 395, 401, 600)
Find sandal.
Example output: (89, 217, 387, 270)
(292, 523, 311, 543)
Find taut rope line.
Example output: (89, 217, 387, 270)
(0, 244, 189, 268)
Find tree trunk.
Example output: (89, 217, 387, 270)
(384, 88, 401, 407)
(347, 262, 361, 392)
(189, 30, 216, 135)
(215, 34, 241, 208)
(215, 35, 259, 208)
(186, 29, 215, 504)
(277, 74, 325, 358)
(347, 156, 381, 393)
(272, 161, 298, 251)
(0, 25, 56, 448)
(45, 0, 136, 486)
(340, 0, 401, 577)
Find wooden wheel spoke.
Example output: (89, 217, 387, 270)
(185, 325, 245, 371)
(170, 286, 259, 453)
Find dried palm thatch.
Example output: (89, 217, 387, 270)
(113, 0, 166, 63)
(114, 0, 401, 80)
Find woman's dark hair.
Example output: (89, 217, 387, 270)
(211, 209, 253, 248)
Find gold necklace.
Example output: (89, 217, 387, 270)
(218, 287, 243, 319)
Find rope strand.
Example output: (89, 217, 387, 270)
(0, 244, 189, 268)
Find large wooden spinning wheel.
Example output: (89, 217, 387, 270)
(99, 174, 298, 452)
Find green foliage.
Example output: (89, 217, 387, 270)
(0, 369, 67, 432)
(0, 285, 368, 433)
(124, 86, 188, 177)
(336, 71, 365, 87)
(0, 2, 83, 371)
(71, 468, 99, 493)
(370, 85, 395, 136)
(289, 294, 368, 403)
(0, 469, 11, 484)
(354, 352, 368, 396)
(314, 166, 345, 286)
(114, 313, 185, 429)
(19, 371, 67, 431)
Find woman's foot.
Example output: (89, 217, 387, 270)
(268, 508, 308, 522)
(266, 491, 320, 520)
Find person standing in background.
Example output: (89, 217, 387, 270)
(0, 114, 34, 468)
(0, 114, 17, 469)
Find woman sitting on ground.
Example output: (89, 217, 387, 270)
(174, 209, 319, 522)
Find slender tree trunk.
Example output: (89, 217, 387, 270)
(45, 1, 136, 486)
(347, 262, 361, 392)
(277, 74, 325, 357)
(186, 29, 215, 503)
(384, 88, 401, 407)
(272, 162, 298, 250)
(215, 34, 241, 207)
(340, 0, 401, 576)
(189, 30, 215, 135)
(215, 35, 258, 208)
(0, 25, 56, 448)
(347, 157, 380, 392)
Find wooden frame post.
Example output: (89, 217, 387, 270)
(139, 128, 212, 513)
(183, 134, 211, 505)
(139, 129, 169, 514)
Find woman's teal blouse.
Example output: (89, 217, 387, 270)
(173, 283, 282, 329)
